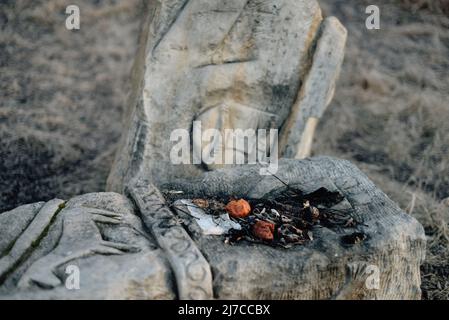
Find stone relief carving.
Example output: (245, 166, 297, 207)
(0, 0, 426, 300)
(107, 0, 347, 191)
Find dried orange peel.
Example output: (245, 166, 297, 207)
(253, 220, 276, 241)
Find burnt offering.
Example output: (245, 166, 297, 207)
(166, 180, 366, 249)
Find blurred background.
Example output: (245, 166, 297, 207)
(0, 0, 448, 299)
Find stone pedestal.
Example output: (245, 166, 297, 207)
(0, 158, 425, 300)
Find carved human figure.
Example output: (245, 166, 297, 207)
(0, 159, 426, 300)
(0, 0, 426, 301)
(0, 193, 175, 299)
(107, 0, 347, 192)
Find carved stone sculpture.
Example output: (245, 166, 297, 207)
(107, 0, 347, 191)
(0, 159, 426, 299)
(0, 0, 426, 300)
(0, 193, 175, 299)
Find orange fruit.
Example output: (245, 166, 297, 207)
(225, 199, 251, 218)
(253, 220, 276, 241)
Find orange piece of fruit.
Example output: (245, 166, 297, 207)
(253, 220, 276, 241)
(225, 199, 251, 218)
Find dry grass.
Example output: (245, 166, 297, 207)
(0, 0, 448, 299)
(0, 0, 141, 210)
(399, 0, 449, 15)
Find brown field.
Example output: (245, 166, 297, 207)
(0, 0, 448, 299)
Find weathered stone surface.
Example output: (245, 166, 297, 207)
(0, 193, 175, 299)
(279, 17, 347, 159)
(127, 180, 213, 300)
(0, 158, 425, 299)
(0, 202, 44, 256)
(0, 1, 425, 300)
(164, 157, 426, 299)
(0, 199, 64, 284)
(107, 0, 347, 193)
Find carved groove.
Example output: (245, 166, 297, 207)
(128, 178, 213, 300)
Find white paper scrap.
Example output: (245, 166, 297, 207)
(175, 200, 241, 236)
